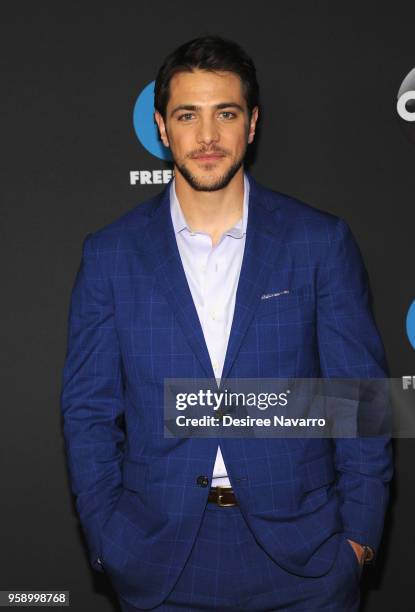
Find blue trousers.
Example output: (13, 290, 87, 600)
(119, 501, 361, 611)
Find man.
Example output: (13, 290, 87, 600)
(60, 35, 393, 611)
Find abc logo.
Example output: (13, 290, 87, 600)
(397, 67, 415, 143)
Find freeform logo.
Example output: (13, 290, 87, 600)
(131, 80, 172, 186)
(397, 67, 415, 143)
(133, 80, 171, 160)
(130, 169, 173, 186)
(402, 376, 415, 390)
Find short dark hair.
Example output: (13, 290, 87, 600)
(154, 35, 259, 120)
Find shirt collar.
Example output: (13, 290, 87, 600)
(170, 172, 249, 239)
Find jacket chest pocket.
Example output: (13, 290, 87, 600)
(255, 284, 315, 320)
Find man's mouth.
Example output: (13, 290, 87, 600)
(192, 152, 226, 161)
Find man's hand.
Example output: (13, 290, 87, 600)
(347, 539, 365, 565)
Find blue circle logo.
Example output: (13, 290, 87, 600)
(133, 81, 172, 161)
(406, 300, 415, 349)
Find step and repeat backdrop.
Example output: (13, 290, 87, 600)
(2, 2, 415, 610)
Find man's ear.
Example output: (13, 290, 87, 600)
(154, 110, 170, 148)
(248, 106, 259, 144)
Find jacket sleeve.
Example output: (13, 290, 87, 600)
(316, 217, 393, 556)
(60, 232, 125, 572)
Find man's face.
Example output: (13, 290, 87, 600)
(154, 69, 259, 191)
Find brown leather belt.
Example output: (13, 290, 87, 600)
(208, 486, 238, 507)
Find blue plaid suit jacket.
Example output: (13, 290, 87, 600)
(60, 173, 393, 609)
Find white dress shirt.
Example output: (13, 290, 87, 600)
(170, 174, 249, 487)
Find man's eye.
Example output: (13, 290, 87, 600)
(178, 113, 194, 121)
(219, 111, 236, 119)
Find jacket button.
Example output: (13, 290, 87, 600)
(196, 475, 209, 487)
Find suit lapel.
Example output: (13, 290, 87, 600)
(139, 173, 290, 381)
(140, 183, 216, 379)
(221, 174, 289, 380)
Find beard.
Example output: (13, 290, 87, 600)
(173, 143, 248, 192)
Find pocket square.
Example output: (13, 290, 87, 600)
(260, 290, 290, 300)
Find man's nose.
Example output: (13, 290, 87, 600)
(196, 116, 220, 145)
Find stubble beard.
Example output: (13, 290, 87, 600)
(173, 145, 248, 192)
